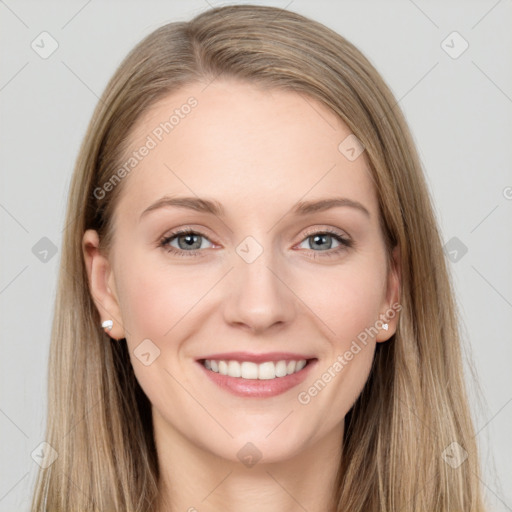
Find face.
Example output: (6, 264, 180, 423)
(84, 79, 400, 464)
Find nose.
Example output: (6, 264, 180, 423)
(222, 240, 297, 335)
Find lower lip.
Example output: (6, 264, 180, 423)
(197, 360, 317, 398)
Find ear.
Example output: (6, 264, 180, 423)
(376, 244, 401, 343)
(82, 229, 125, 340)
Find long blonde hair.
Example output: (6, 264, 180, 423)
(31, 5, 484, 511)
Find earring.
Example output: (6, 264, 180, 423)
(101, 319, 113, 331)
(382, 323, 389, 331)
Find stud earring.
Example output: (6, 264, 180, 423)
(382, 323, 389, 331)
(101, 319, 113, 331)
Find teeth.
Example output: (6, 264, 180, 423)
(241, 361, 259, 379)
(258, 362, 275, 380)
(228, 360, 241, 378)
(296, 360, 306, 371)
(275, 360, 287, 377)
(218, 360, 228, 375)
(202, 359, 308, 379)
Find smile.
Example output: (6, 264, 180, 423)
(196, 352, 317, 398)
(202, 359, 307, 380)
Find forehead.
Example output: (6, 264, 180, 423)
(115, 79, 378, 221)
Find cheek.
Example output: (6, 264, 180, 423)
(117, 247, 387, 356)
(114, 259, 213, 416)
(116, 256, 212, 341)
(292, 264, 385, 416)
(300, 262, 386, 344)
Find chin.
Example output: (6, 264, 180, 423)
(219, 426, 316, 466)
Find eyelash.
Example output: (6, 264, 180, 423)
(159, 227, 353, 260)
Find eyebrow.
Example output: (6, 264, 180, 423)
(139, 195, 371, 220)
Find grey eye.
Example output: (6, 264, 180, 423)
(298, 233, 341, 251)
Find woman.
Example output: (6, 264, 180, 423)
(31, 4, 484, 511)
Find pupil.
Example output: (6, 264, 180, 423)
(312, 234, 331, 250)
(180, 234, 200, 249)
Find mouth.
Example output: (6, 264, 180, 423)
(196, 352, 317, 398)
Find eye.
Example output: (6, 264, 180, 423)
(159, 229, 214, 257)
(296, 228, 353, 259)
(159, 227, 353, 259)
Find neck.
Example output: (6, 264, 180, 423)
(153, 412, 343, 512)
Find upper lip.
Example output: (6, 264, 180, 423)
(197, 352, 316, 363)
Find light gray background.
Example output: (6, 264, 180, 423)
(1, 0, 511, 510)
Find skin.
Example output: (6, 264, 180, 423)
(83, 79, 400, 512)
